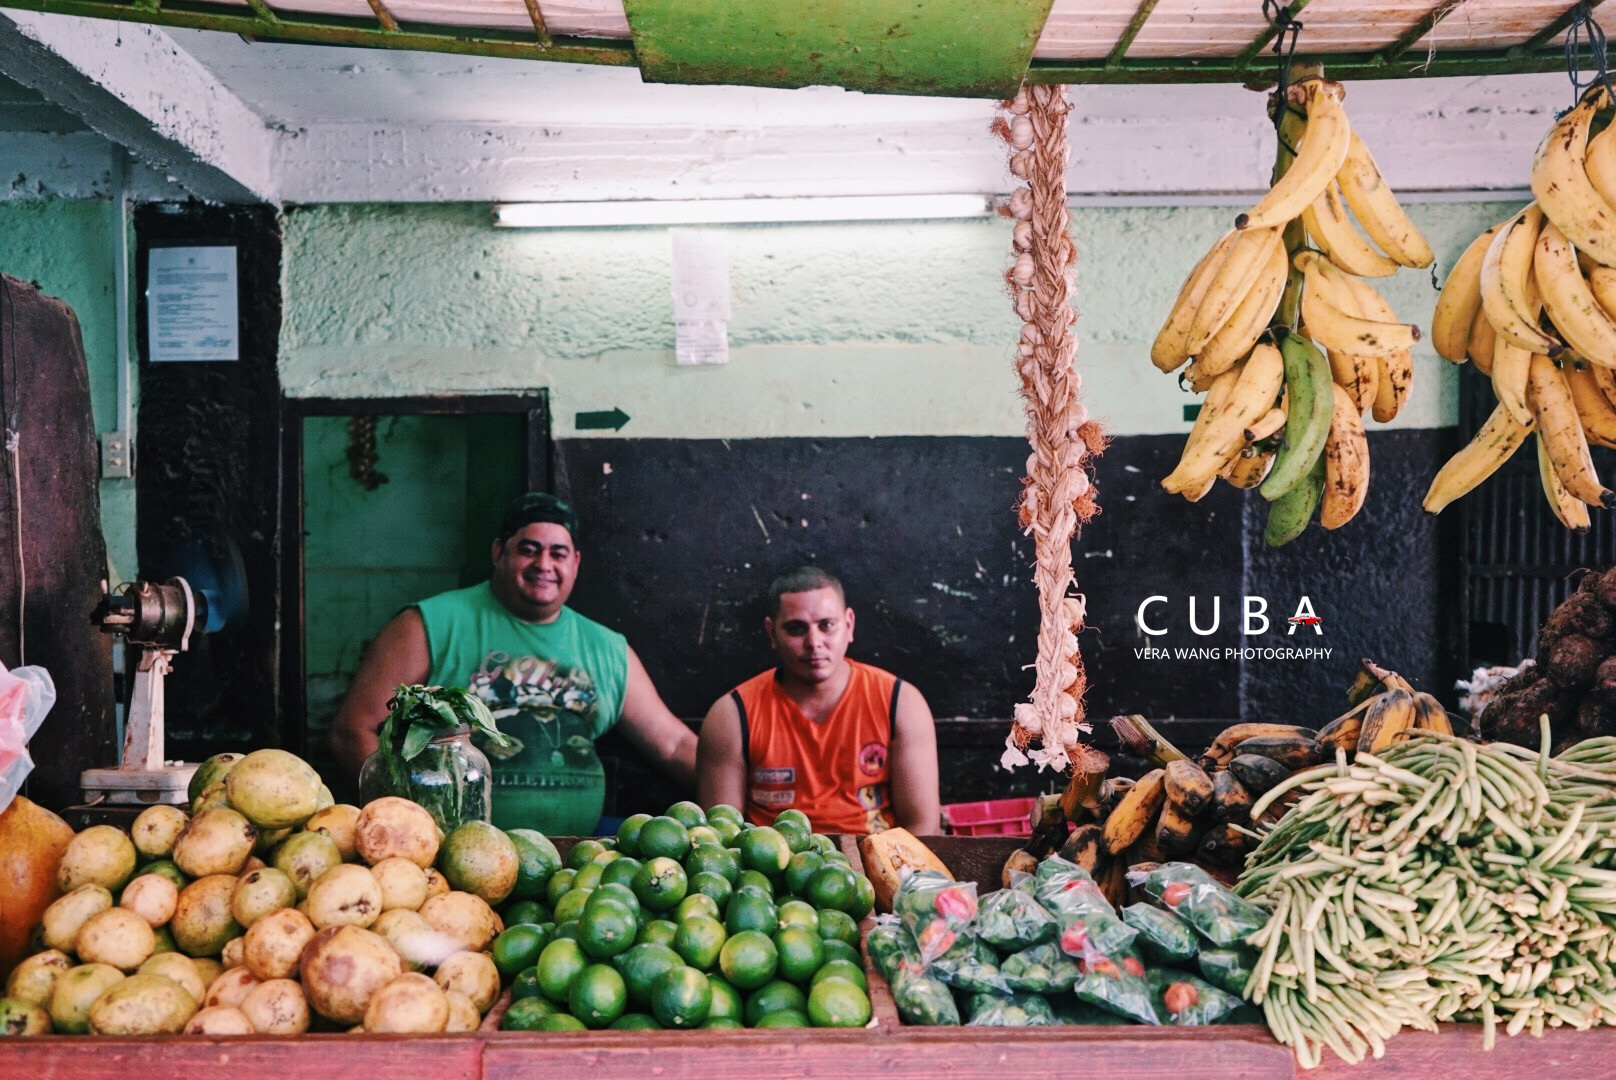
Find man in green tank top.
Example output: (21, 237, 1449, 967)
(331, 492, 697, 835)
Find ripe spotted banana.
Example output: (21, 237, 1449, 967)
(1468, 305, 1496, 375)
(1432, 222, 1507, 362)
(1101, 767, 1166, 855)
(1221, 443, 1275, 489)
(1532, 86, 1616, 269)
(1320, 261, 1413, 422)
(1565, 362, 1616, 449)
(1320, 382, 1369, 530)
(1303, 180, 1399, 278)
(1237, 80, 1353, 231)
(1481, 204, 1563, 355)
(1193, 236, 1288, 375)
(1152, 230, 1240, 373)
(1528, 352, 1615, 507)
(1198, 722, 1320, 772)
(1335, 131, 1434, 268)
(1423, 400, 1534, 513)
(1298, 254, 1420, 360)
(1411, 692, 1455, 737)
(1185, 227, 1286, 357)
(1161, 342, 1285, 496)
(1357, 688, 1417, 754)
(1533, 221, 1616, 367)
(1538, 429, 1592, 530)
(1492, 337, 1536, 429)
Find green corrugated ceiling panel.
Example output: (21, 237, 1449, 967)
(622, 0, 1052, 98)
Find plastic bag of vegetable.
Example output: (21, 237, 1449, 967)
(1122, 903, 1198, 964)
(866, 915, 960, 1025)
(931, 932, 1011, 994)
(1034, 859, 1138, 963)
(1196, 944, 1259, 995)
(1145, 968, 1243, 1026)
(1129, 862, 1267, 947)
(865, 915, 920, 981)
(1049, 997, 1132, 1026)
(965, 991, 1058, 1027)
(1071, 945, 1159, 1024)
(976, 887, 1057, 951)
(894, 870, 980, 962)
(999, 942, 1080, 994)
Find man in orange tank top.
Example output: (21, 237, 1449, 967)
(697, 567, 939, 834)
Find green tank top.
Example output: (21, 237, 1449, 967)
(415, 583, 628, 836)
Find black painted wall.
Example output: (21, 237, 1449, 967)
(556, 430, 1456, 813)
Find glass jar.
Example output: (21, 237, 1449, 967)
(358, 724, 491, 833)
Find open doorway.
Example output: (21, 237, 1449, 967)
(280, 394, 549, 792)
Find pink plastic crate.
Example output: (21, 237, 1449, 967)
(941, 797, 1038, 837)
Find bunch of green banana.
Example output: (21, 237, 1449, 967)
(1150, 76, 1429, 545)
(1427, 85, 1616, 526)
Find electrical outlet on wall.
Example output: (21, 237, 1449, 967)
(100, 431, 132, 479)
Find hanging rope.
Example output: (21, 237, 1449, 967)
(1263, 0, 1305, 131)
(1566, 1, 1616, 106)
(995, 85, 1106, 773)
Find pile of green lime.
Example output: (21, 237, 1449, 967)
(493, 803, 876, 1031)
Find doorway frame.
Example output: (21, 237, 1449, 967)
(278, 392, 551, 756)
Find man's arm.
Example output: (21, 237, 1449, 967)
(889, 681, 941, 834)
(614, 647, 698, 790)
(695, 692, 746, 813)
(329, 609, 432, 781)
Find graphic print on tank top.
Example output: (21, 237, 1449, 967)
(466, 650, 602, 782)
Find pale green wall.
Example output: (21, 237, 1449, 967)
(279, 200, 1522, 436)
(0, 198, 135, 583)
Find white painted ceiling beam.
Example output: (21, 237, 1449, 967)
(0, 12, 275, 202)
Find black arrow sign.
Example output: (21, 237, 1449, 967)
(575, 407, 630, 432)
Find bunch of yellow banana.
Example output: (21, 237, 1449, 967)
(1150, 77, 1429, 545)
(1427, 85, 1616, 526)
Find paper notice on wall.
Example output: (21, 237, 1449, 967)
(670, 229, 730, 366)
(147, 246, 239, 362)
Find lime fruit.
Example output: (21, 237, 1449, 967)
(512, 965, 543, 1001)
(665, 801, 707, 830)
(610, 1012, 662, 1030)
(637, 816, 691, 862)
(569, 962, 628, 1028)
(849, 874, 875, 920)
(772, 817, 812, 856)
(566, 838, 607, 870)
(820, 939, 862, 968)
(817, 909, 860, 947)
(706, 804, 743, 826)
(745, 979, 808, 1027)
(783, 852, 825, 898)
(685, 844, 739, 883)
(536, 937, 588, 1004)
(650, 965, 712, 1029)
(535, 1013, 587, 1031)
(545, 868, 577, 909)
(571, 861, 606, 893)
(499, 995, 558, 1030)
(633, 856, 689, 912)
(737, 827, 791, 878)
(777, 899, 819, 933)
(552, 886, 593, 924)
(718, 929, 778, 991)
(811, 958, 868, 992)
(507, 828, 563, 901)
(736, 870, 774, 897)
(675, 893, 720, 923)
(578, 897, 638, 959)
(807, 978, 871, 1027)
(492, 922, 551, 977)
(808, 834, 837, 857)
(773, 926, 825, 984)
(502, 899, 549, 926)
(687, 826, 721, 849)
(725, 890, 778, 936)
(708, 819, 742, 845)
(555, 920, 583, 943)
(672, 913, 727, 971)
(706, 974, 743, 1023)
(755, 1010, 809, 1028)
(636, 918, 678, 947)
(590, 881, 642, 918)
(600, 856, 644, 889)
(615, 942, 683, 1008)
(689, 870, 734, 911)
(615, 814, 652, 857)
(702, 1017, 743, 1029)
(804, 864, 859, 913)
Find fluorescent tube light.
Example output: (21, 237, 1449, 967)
(492, 194, 994, 228)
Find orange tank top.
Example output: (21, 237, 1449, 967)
(731, 659, 901, 834)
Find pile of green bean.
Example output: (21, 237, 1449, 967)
(1234, 728, 1616, 1068)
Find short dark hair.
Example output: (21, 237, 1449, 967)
(497, 491, 580, 546)
(768, 566, 845, 615)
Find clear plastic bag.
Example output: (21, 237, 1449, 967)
(1145, 968, 1243, 1025)
(889, 965, 962, 1026)
(1072, 945, 1159, 1025)
(965, 991, 1058, 1027)
(976, 887, 1057, 951)
(1128, 862, 1268, 948)
(932, 932, 1011, 994)
(1196, 945, 1259, 995)
(1033, 858, 1138, 964)
(1000, 942, 1080, 994)
(0, 665, 56, 810)
(894, 870, 980, 962)
(1123, 903, 1198, 964)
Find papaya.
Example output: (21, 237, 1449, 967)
(0, 796, 75, 982)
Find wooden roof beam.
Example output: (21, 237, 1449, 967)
(1105, 0, 1162, 70)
